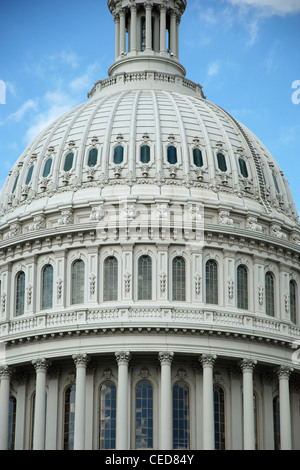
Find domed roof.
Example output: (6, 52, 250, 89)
(0, 0, 298, 230)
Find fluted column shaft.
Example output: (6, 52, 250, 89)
(32, 359, 49, 450)
(277, 366, 293, 450)
(159, 6, 167, 53)
(159, 352, 174, 449)
(0, 366, 12, 450)
(130, 5, 137, 52)
(116, 351, 131, 450)
(114, 14, 120, 58)
(145, 3, 153, 51)
(170, 11, 177, 55)
(73, 354, 89, 450)
(201, 354, 216, 450)
(119, 9, 126, 54)
(240, 359, 256, 450)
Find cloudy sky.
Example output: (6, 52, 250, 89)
(0, 0, 300, 211)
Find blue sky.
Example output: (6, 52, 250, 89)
(0, 0, 300, 212)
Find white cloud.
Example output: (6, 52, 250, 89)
(8, 99, 38, 122)
(70, 62, 103, 94)
(207, 60, 221, 78)
(226, 0, 300, 15)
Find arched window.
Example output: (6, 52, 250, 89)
(167, 145, 177, 164)
(214, 384, 225, 450)
(239, 158, 248, 178)
(173, 381, 190, 449)
(99, 381, 117, 450)
(172, 257, 186, 301)
(290, 280, 297, 324)
(12, 174, 19, 194)
(42, 264, 53, 310)
(273, 396, 280, 450)
(71, 260, 85, 305)
(140, 145, 150, 164)
(265, 271, 275, 316)
(135, 381, 153, 449)
(16, 271, 25, 316)
(206, 260, 218, 304)
(42, 158, 52, 178)
(113, 146, 124, 164)
(217, 152, 227, 172)
(193, 148, 203, 167)
(8, 396, 17, 450)
(63, 385, 76, 450)
(104, 257, 118, 301)
(25, 165, 34, 185)
(272, 173, 280, 194)
(87, 148, 98, 167)
(63, 152, 74, 172)
(138, 255, 152, 300)
(237, 265, 248, 310)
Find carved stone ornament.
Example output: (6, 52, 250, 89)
(58, 209, 73, 226)
(219, 210, 233, 226)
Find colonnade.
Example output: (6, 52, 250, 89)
(0, 352, 294, 450)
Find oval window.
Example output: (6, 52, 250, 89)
(114, 146, 124, 164)
(25, 165, 34, 185)
(239, 158, 248, 178)
(217, 152, 227, 172)
(88, 148, 98, 167)
(43, 158, 52, 178)
(193, 148, 203, 168)
(167, 146, 177, 165)
(140, 145, 150, 164)
(64, 152, 74, 172)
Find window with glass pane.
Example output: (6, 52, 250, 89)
(8, 396, 16, 450)
(99, 381, 116, 450)
(290, 280, 297, 324)
(214, 385, 225, 450)
(172, 257, 186, 301)
(237, 265, 248, 310)
(239, 158, 248, 178)
(88, 148, 98, 167)
(25, 165, 34, 185)
(173, 381, 190, 449)
(64, 385, 76, 450)
(16, 271, 25, 316)
(136, 381, 153, 449)
(272, 173, 280, 193)
(217, 152, 227, 172)
(104, 257, 118, 301)
(167, 145, 177, 164)
(12, 174, 19, 193)
(64, 152, 74, 172)
(43, 158, 52, 178)
(193, 148, 203, 167)
(138, 255, 152, 300)
(114, 146, 124, 164)
(71, 260, 85, 304)
(206, 260, 218, 304)
(273, 396, 280, 450)
(42, 265, 53, 310)
(140, 145, 150, 164)
(265, 272, 275, 316)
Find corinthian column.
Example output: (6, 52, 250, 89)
(32, 358, 49, 450)
(130, 3, 137, 52)
(73, 354, 90, 450)
(158, 351, 174, 449)
(114, 13, 120, 59)
(145, 2, 153, 52)
(115, 351, 131, 449)
(159, 5, 167, 53)
(277, 366, 293, 450)
(200, 354, 216, 450)
(0, 366, 12, 450)
(240, 359, 256, 450)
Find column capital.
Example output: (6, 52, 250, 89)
(158, 351, 174, 366)
(72, 354, 90, 368)
(0, 365, 13, 379)
(277, 365, 293, 380)
(144, 1, 153, 10)
(200, 354, 217, 368)
(32, 358, 50, 373)
(115, 351, 131, 366)
(240, 358, 257, 373)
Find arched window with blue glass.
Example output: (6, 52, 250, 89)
(237, 264, 248, 310)
(104, 256, 118, 301)
(42, 158, 52, 178)
(41, 264, 54, 310)
(290, 280, 297, 324)
(206, 260, 218, 305)
(63, 152, 74, 172)
(193, 148, 203, 168)
(25, 165, 34, 185)
(99, 381, 117, 450)
(140, 145, 150, 164)
(167, 145, 177, 165)
(71, 260, 85, 305)
(87, 148, 98, 167)
(63, 384, 76, 450)
(217, 152, 227, 172)
(16, 271, 25, 316)
(172, 256, 186, 301)
(272, 173, 280, 194)
(12, 174, 19, 194)
(138, 255, 152, 300)
(239, 157, 248, 178)
(265, 271, 275, 316)
(113, 145, 124, 164)
(173, 381, 190, 449)
(214, 384, 225, 450)
(135, 380, 153, 449)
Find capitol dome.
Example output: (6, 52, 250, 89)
(0, 0, 300, 452)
